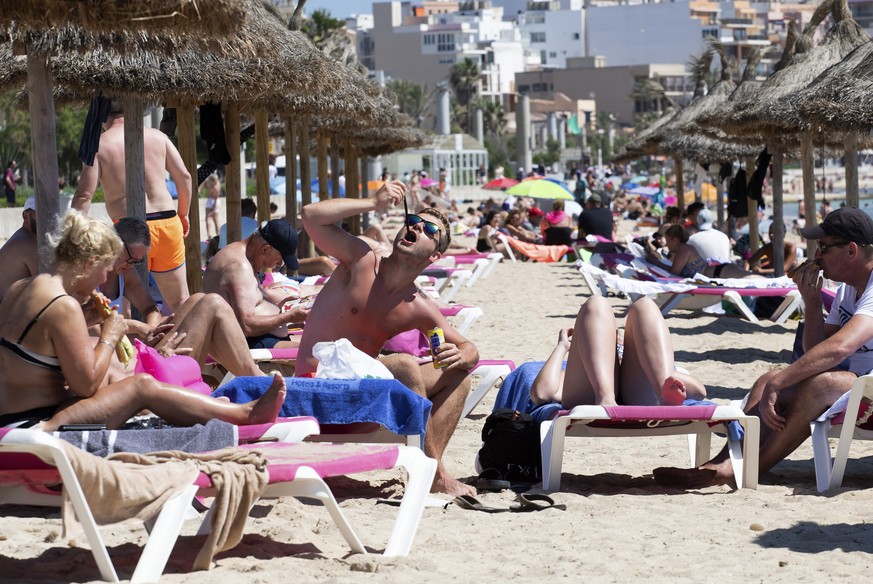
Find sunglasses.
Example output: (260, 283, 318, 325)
(407, 214, 441, 237)
(816, 240, 849, 254)
(123, 241, 145, 266)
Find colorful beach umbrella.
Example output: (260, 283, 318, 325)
(505, 179, 573, 200)
(544, 177, 572, 194)
(483, 177, 519, 190)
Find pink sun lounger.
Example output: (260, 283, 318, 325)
(539, 404, 760, 491)
(0, 427, 436, 582)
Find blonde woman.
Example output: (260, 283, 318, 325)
(0, 211, 285, 430)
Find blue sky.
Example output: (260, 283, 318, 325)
(304, 0, 370, 19)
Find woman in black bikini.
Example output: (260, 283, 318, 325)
(0, 211, 286, 430)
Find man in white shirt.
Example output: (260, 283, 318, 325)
(688, 208, 731, 263)
(655, 207, 873, 488)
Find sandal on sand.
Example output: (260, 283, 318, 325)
(452, 495, 509, 513)
(475, 468, 512, 492)
(510, 494, 566, 512)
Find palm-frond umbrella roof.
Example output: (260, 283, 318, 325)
(650, 41, 751, 150)
(720, 0, 867, 140)
(0, 0, 247, 36)
(611, 107, 677, 163)
(793, 40, 873, 133)
(3, 0, 344, 105)
(661, 133, 761, 164)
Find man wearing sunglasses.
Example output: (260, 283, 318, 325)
(298, 180, 479, 497)
(656, 207, 873, 488)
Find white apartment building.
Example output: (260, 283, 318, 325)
(517, 1, 586, 69)
(586, 1, 706, 67)
(370, 1, 527, 98)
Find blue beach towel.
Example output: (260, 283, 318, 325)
(212, 377, 432, 438)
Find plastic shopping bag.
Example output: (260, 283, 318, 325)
(312, 338, 394, 379)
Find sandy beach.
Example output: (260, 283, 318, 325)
(3, 225, 873, 583)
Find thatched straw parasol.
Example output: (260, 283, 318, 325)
(3, 1, 343, 105)
(752, 0, 869, 137)
(612, 50, 714, 165)
(0, 0, 247, 36)
(793, 41, 873, 133)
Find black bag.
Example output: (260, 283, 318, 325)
(726, 168, 748, 218)
(477, 409, 542, 487)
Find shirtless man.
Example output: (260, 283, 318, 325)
(0, 195, 39, 301)
(72, 103, 191, 312)
(298, 181, 479, 496)
(202, 219, 309, 348)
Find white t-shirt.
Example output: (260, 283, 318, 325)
(825, 270, 873, 375)
(688, 229, 731, 263)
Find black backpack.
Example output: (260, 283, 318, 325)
(477, 409, 542, 487)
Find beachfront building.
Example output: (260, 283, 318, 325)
(382, 133, 489, 187)
(585, 0, 705, 67)
(849, 0, 873, 35)
(517, 1, 586, 69)
(515, 58, 690, 127)
(367, 0, 528, 99)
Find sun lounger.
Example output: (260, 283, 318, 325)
(52, 416, 319, 457)
(578, 262, 804, 325)
(448, 252, 504, 282)
(539, 404, 760, 491)
(809, 372, 873, 492)
(0, 427, 437, 582)
(497, 233, 571, 263)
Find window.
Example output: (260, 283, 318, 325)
(437, 32, 455, 52)
(530, 32, 546, 43)
(518, 84, 530, 93)
(573, 32, 580, 40)
(549, 52, 557, 58)
(424, 34, 434, 45)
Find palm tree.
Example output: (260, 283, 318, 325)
(448, 58, 480, 108)
(386, 80, 433, 125)
(472, 98, 506, 142)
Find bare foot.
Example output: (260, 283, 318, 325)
(433, 473, 477, 497)
(652, 464, 734, 489)
(246, 373, 286, 424)
(660, 376, 687, 406)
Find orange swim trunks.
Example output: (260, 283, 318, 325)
(146, 211, 186, 273)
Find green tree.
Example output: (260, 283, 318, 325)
(0, 94, 31, 175)
(299, 9, 345, 45)
(387, 80, 432, 124)
(55, 105, 87, 186)
(448, 58, 480, 132)
(472, 98, 506, 143)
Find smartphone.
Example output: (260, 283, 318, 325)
(57, 424, 108, 431)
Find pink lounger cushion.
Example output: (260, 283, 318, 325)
(600, 405, 718, 421)
(193, 442, 400, 488)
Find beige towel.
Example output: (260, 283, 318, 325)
(60, 443, 269, 571)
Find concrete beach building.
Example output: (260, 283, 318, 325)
(515, 58, 690, 126)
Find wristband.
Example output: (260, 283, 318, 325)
(98, 339, 115, 350)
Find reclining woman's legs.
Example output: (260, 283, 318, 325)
(38, 372, 286, 431)
(561, 295, 620, 408)
(620, 297, 705, 405)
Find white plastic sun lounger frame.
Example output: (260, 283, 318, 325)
(539, 404, 760, 491)
(810, 372, 873, 492)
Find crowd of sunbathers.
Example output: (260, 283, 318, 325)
(5, 145, 872, 496)
(0, 172, 489, 496)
